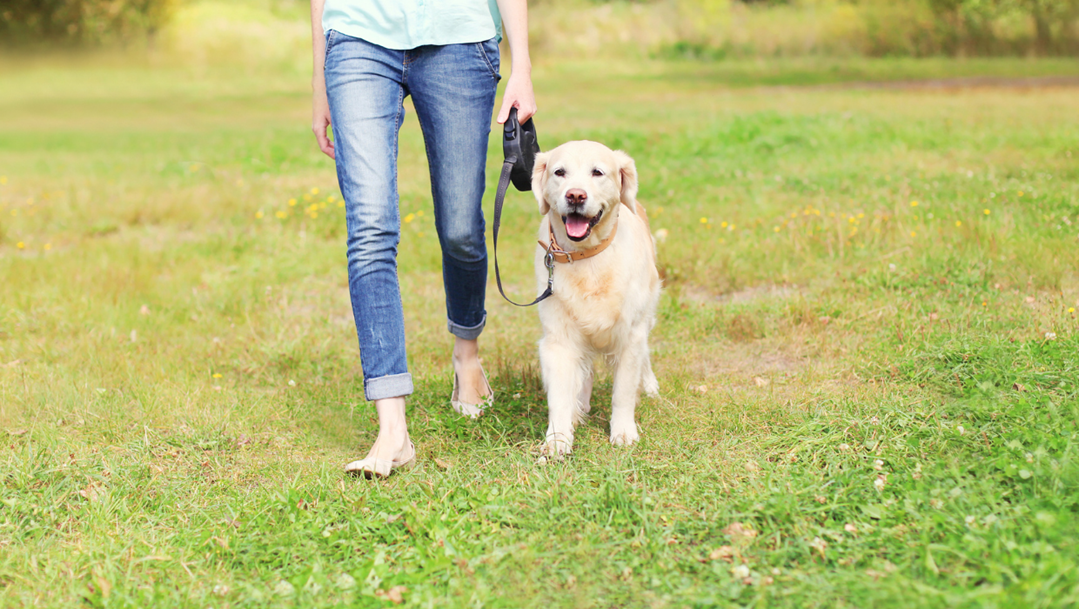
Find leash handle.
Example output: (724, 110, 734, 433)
(493, 159, 553, 307)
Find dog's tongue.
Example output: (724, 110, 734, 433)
(565, 215, 591, 239)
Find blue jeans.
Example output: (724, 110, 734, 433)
(324, 30, 499, 401)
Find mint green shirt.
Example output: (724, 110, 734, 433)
(323, 0, 502, 50)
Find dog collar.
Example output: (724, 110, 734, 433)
(539, 221, 618, 264)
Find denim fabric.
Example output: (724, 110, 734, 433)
(324, 30, 499, 401)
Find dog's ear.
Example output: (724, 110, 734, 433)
(531, 151, 551, 215)
(613, 150, 639, 212)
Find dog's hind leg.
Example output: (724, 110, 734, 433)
(539, 338, 585, 461)
(573, 365, 594, 426)
(609, 329, 648, 447)
(640, 353, 659, 398)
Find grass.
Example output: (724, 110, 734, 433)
(2, 39, 1079, 609)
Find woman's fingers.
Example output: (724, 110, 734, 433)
(496, 75, 537, 124)
(314, 124, 336, 159)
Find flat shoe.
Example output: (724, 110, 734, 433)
(451, 366, 494, 418)
(344, 442, 416, 479)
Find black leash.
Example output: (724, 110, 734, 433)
(492, 108, 553, 307)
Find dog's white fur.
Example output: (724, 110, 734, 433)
(531, 140, 661, 459)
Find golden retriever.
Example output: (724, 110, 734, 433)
(530, 141, 661, 460)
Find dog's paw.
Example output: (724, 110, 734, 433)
(609, 421, 640, 447)
(642, 370, 660, 398)
(537, 433, 573, 464)
(572, 402, 591, 426)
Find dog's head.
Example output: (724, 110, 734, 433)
(531, 141, 638, 243)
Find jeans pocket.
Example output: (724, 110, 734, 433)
(475, 37, 501, 81)
(325, 29, 340, 55)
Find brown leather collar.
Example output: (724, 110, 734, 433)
(539, 220, 618, 264)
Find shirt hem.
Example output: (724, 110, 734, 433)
(323, 22, 499, 50)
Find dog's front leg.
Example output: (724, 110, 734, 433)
(609, 329, 648, 446)
(538, 338, 584, 461)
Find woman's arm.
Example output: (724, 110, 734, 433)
(311, 0, 335, 158)
(495, 0, 537, 124)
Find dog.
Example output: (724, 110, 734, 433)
(530, 140, 661, 460)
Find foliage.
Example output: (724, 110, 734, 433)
(0, 0, 177, 46)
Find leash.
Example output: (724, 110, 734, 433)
(492, 108, 553, 307)
(493, 156, 555, 307)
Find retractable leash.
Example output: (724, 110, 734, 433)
(492, 107, 553, 307)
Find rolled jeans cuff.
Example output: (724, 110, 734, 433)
(364, 372, 414, 401)
(447, 313, 486, 340)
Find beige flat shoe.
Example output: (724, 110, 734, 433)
(344, 442, 416, 479)
(451, 366, 494, 418)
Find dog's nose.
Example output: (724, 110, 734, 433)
(565, 189, 588, 206)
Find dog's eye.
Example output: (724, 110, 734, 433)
(554, 168, 565, 177)
(592, 169, 604, 177)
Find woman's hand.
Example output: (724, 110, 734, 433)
(497, 71, 536, 125)
(313, 87, 335, 159)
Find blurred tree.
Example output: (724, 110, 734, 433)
(0, 0, 176, 46)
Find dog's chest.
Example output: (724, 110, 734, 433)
(556, 264, 628, 347)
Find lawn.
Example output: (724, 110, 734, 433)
(1, 47, 1078, 607)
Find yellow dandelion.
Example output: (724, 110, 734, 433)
(955, 220, 962, 227)
(984, 209, 991, 215)
(982, 301, 987, 307)
(337, 201, 344, 208)
(311, 187, 320, 195)
(417, 210, 425, 217)
(700, 217, 708, 224)
(328, 195, 336, 203)
(773, 226, 781, 233)
(857, 213, 865, 219)
(275, 211, 287, 219)
(1018, 191, 1024, 197)
(728, 224, 735, 231)
(720, 221, 728, 228)
(303, 194, 313, 202)
(288, 198, 297, 207)
(44, 243, 52, 251)
(310, 212, 318, 219)
(848, 217, 856, 224)
(789, 212, 797, 218)
(255, 210, 264, 219)
(404, 213, 416, 223)
(212, 373, 222, 378)
(910, 201, 918, 207)
(910, 231, 917, 237)
(0, 176, 7, 185)
(308, 203, 318, 212)
(1069, 307, 1075, 313)
(17, 241, 25, 249)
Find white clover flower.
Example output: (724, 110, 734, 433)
(874, 475, 886, 492)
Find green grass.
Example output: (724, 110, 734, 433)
(2, 50, 1078, 608)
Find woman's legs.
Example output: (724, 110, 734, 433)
(325, 32, 414, 466)
(408, 39, 501, 405)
